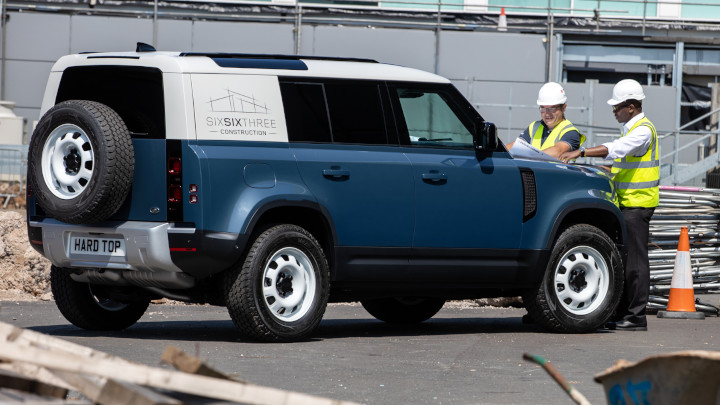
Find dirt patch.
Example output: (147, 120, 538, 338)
(0, 211, 52, 301)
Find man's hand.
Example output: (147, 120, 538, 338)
(560, 149, 582, 163)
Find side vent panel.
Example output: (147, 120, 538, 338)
(520, 168, 537, 222)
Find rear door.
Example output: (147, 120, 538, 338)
(282, 79, 414, 281)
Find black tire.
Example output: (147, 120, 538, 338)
(523, 224, 623, 333)
(50, 266, 150, 331)
(28, 100, 134, 224)
(225, 224, 330, 342)
(361, 297, 446, 324)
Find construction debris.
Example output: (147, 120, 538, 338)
(0, 320, 363, 405)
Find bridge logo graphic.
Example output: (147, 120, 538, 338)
(207, 89, 270, 114)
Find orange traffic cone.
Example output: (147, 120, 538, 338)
(657, 226, 705, 319)
(498, 7, 507, 31)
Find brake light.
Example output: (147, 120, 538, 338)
(168, 185, 182, 203)
(166, 140, 183, 222)
(168, 157, 182, 174)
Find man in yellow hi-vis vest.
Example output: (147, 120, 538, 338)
(560, 79, 658, 332)
(507, 82, 585, 158)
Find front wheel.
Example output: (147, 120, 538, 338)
(50, 266, 150, 330)
(225, 224, 330, 342)
(523, 224, 623, 333)
(361, 297, 446, 324)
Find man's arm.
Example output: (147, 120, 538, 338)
(540, 141, 571, 158)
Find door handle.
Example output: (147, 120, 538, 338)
(422, 172, 447, 184)
(322, 168, 350, 180)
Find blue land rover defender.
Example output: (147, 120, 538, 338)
(27, 45, 626, 342)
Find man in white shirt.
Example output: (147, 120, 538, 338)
(560, 79, 659, 332)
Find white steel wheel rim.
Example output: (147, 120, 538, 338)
(553, 245, 610, 316)
(262, 247, 316, 322)
(41, 124, 95, 199)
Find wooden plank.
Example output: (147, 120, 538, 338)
(0, 321, 134, 365)
(96, 379, 183, 405)
(0, 342, 363, 405)
(0, 362, 75, 391)
(55, 371, 182, 405)
(50, 371, 105, 402)
(161, 346, 247, 383)
(0, 368, 68, 398)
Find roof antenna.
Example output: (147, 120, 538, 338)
(136, 42, 156, 52)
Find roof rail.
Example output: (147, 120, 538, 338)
(179, 53, 378, 64)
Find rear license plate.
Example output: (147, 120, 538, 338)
(69, 236, 126, 257)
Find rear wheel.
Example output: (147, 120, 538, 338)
(50, 266, 150, 331)
(361, 297, 446, 324)
(523, 224, 623, 333)
(225, 224, 330, 342)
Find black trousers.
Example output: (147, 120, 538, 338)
(617, 207, 655, 324)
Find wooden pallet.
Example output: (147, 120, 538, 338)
(0, 321, 362, 405)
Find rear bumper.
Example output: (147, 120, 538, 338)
(29, 218, 191, 274)
(29, 218, 245, 281)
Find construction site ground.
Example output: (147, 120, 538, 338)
(1, 300, 719, 404)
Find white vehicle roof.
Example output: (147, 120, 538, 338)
(51, 51, 450, 84)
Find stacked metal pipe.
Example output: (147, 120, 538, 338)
(648, 186, 720, 315)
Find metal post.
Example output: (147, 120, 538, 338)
(642, 0, 647, 37)
(153, 0, 158, 48)
(545, 0, 553, 82)
(434, 0, 441, 74)
(294, 3, 302, 55)
(554, 33, 563, 83)
(1, 0, 6, 100)
(588, 79, 596, 148)
(673, 41, 684, 185)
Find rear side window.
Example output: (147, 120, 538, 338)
(281, 80, 391, 145)
(324, 83, 388, 145)
(280, 82, 332, 143)
(56, 66, 165, 139)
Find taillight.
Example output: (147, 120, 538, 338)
(168, 157, 182, 175)
(166, 141, 183, 222)
(168, 184, 182, 203)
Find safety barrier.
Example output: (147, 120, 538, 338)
(0, 147, 26, 209)
(648, 186, 720, 315)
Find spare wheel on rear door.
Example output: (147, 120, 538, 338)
(28, 100, 134, 224)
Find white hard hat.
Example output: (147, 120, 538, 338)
(607, 79, 645, 105)
(536, 82, 567, 105)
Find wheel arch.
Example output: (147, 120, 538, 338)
(243, 200, 337, 276)
(547, 204, 628, 265)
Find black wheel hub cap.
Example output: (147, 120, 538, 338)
(569, 268, 587, 293)
(276, 273, 294, 297)
(64, 149, 81, 175)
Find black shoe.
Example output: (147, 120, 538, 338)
(606, 320, 647, 331)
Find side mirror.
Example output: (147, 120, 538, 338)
(475, 121, 498, 151)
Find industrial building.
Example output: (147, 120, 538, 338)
(1, 0, 720, 185)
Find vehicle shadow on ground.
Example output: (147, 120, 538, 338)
(30, 316, 611, 343)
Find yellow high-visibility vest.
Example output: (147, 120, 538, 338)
(529, 119, 586, 150)
(611, 116, 660, 208)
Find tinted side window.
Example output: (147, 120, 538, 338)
(394, 88, 474, 149)
(280, 82, 332, 143)
(57, 66, 165, 139)
(325, 83, 388, 145)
